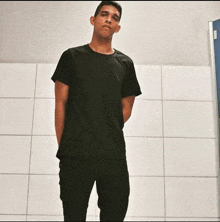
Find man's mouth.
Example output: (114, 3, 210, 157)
(103, 25, 111, 29)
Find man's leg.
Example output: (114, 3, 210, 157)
(59, 157, 95, 221)
(96, 159, 130, 221)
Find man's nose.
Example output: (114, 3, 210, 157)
(106, 16, 112, 23)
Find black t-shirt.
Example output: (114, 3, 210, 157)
(51, 44, 142, 160)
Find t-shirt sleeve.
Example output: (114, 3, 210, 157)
(121, 60, 142, 98)
(51, 49, 73, 86)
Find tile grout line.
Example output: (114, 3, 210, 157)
(0, 97, 215, 102)
(0, 173, 218, 178)
(25, 64, 38, 221)
(0, 214, 220, 219)
(1, 214, 220, 220)
(161, 66, 166, 221)
(0, 213, 219, 220)
(0, 134, 216, 140)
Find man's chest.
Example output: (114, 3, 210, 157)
(73, 56, 126, 95)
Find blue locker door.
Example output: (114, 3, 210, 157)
(213, 19, 220, 116)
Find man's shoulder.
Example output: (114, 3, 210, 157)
(62, 44, 89, 57)
(114, 48, 133, 64)
(58, 45, 87, 59)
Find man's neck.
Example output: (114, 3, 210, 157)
(89, 38, 114, 55)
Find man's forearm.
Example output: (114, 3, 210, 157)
(122, 108, 131, 123)
(121, 96, 135, 123)
(55, 104, 66, 145)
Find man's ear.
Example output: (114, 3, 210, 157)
(90, 16, 95, 26)
(115, 24, 121, 33)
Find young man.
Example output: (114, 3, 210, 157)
(51, 1, 142, 221)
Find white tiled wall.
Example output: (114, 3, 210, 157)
(0, 63, 219, 221)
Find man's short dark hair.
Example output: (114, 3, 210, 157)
(94, 1, 122, 21)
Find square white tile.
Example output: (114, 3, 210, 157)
(125, 216, 165, 221)
(0, 215, 26, 221)
(27, 215, 63, 221)
(126, 177, 164, 217)
(0, 99, 34, 135)
(27, 175, 63, 215)
(0, 63, 36, 98)
(32, 99, 55, 135)
(36, 64, 57, 98)
(0, 175, 28, 214)
(134, 65, 161, 100)
(163, 101, 215, 138)
(94, 177, 164, 218)
(125, 137, 164, 176)
(0, 136, 31, 173)
(165, 177, 219, 217)
(28, 175, 97, 216)
(30, 136, 59, 174)
(124, 100, 162, 137)
(164, 138, 218, 177)
(166, 218, 220, 221)
(162, 66, 212, 101)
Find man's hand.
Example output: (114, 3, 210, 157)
(121, 95, 135, 123)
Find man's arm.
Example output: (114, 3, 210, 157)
(54, 80, 69, 145)
(121, 95, 135, 123)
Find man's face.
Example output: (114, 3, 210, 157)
(90, 5, 121, 40)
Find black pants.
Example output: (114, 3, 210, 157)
(59, 157, 130, 221)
